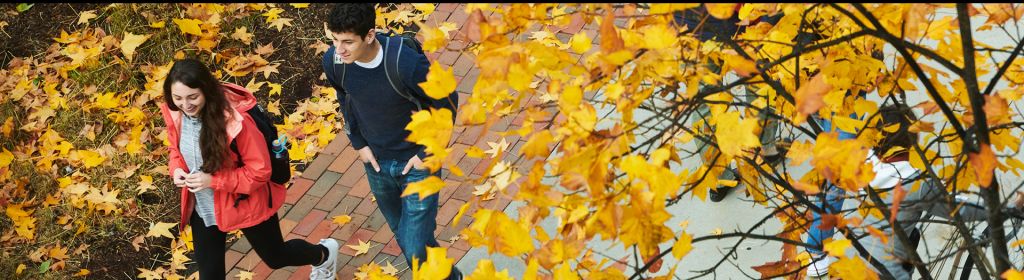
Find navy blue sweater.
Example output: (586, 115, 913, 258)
(322, 34, 458, 162)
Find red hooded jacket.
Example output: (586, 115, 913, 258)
(160, 83, 286, 232)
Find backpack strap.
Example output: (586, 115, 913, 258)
(383, 36, 427, 111)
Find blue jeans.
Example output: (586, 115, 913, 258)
(364, 159, 462, 279)
(806, 113, 859, 255)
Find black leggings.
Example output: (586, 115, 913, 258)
(190, 212, 327, 279)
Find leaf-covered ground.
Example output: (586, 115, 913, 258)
(0, 3, 357, 278)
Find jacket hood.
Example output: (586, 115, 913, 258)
(223, 83, 257, 113)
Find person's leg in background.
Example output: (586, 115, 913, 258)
(689, 57, 743, 203)
(805, 104, 862, 277)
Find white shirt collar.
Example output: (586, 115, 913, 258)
(353, 43, 383, 69)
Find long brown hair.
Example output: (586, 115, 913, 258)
(872, 103, 919, 158)
(163, 59, 232, 174)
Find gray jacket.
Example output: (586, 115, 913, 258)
(844, 154, 990, 280)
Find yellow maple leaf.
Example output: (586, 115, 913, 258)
(2, 116, 13, 137)
(823, 239, 851, 258)
(831, 255, 878, 280)
(451, 202, 470, 227)
(419, 61, 457, 99)
(49, 243, 71, 261)
(786, 140, 814, 167)
(137, 268, 162, 280)
(231, 27, 254, 44)
(713, 111, 760, 160)
(268, 83, 282, 97)
(290, 3, 310, 8)
(416, 23, 448, 53)
(402, 176, 446, 199)
(77, 149, 107, 169)
(72, 269, 90, 276)
(465, 146, 487, 158)
(347, 239, 373, 256)
(78, 10, 97, 24)
(289, 139, 309, 161)
(94, 91, 121, 109)
(16, 264, 25, 274)
(150, 21, 165, 28)
(267, 100, 281, 115)
(269, 18, 293, 32)
(484, 138, 509, 159)
(332, 215, 351, 226)
(173, 18, 203, 36)
(726, 54, 759, 78)
(570, 32, 591, 54)
(0, 147, 13, 169)
(381, 261, 400, 276)
(705, 3, 736, 19)
(147, 222, 177, 239)
(137, 175, 156, 195)
(234, 270, 256, 280)
(521, 130, 556, 159)
(262, 7, 285, 22)
(28, 106, 55, 123)
(121, 32, 150, 62)
(258, 63, 280, 79)
(672, 232, 694, 259)
(1003, 269, 1024, 280)
(412, 246, 453, 280)
(465, 259, 514, 280)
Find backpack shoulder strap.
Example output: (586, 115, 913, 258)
(383, 36, 425, 111)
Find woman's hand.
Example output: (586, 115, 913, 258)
(172, 168, 188, 188)
(184, 172, 213, 192)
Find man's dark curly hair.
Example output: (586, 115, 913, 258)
(327, 3, 375, 39)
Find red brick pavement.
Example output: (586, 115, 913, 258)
(220, 4, 596, 279)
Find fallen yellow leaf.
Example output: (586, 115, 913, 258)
(78, 10, 97, 25)
(147, 222, 177, 239)
(173, 18, 203, 36)
(72, 269, 90, 276)
(121, 32, 151, 62)
(332, 215, 351, 226)
(234, 270, 256, 280)
(269, 18, 293, 32)
(346, 239, 373, 256)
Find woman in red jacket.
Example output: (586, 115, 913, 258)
(160, 59, 339, 280)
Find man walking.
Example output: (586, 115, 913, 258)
(321, 3, 461, 279)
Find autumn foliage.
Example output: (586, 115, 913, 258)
(406, 3, 1024, 280)
(5, 2, 1024, 280)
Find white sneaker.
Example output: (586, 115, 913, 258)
(807, 255, 834, 278)
(310, 238, 339, 280)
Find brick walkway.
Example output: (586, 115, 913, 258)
(223, 4, 605, 280)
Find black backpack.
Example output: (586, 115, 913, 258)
(333, 30, 432, 134)
(230, 103, 291, 185)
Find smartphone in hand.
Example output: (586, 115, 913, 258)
(186, 168, 200, 190)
